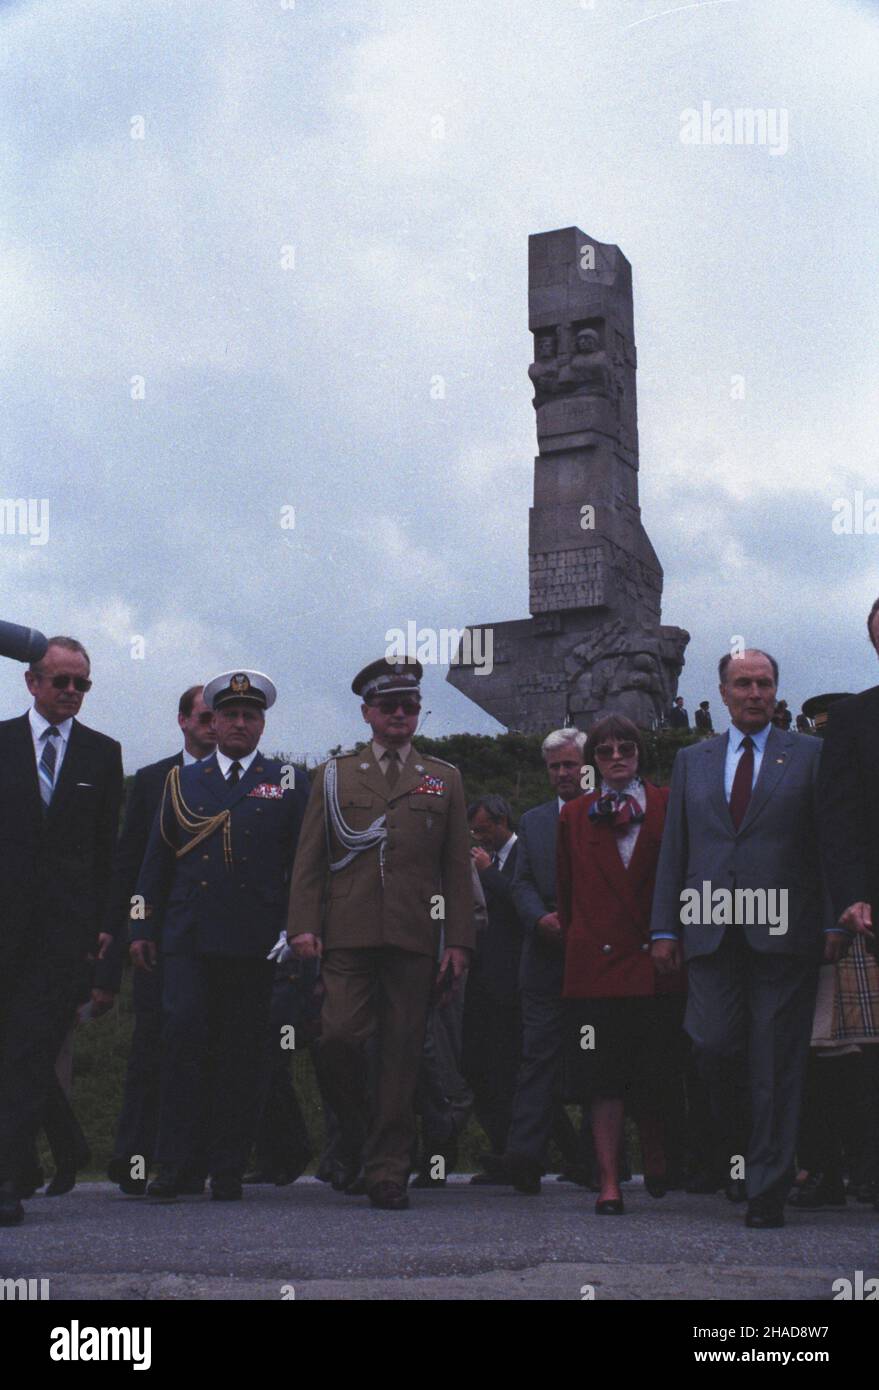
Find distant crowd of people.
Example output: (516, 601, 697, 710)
(1, 608, 878, 1230)
(667, 694, 812, 735)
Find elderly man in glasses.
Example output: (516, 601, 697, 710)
(288, 656, 474, 1209)
(0, 636, 123, 1226)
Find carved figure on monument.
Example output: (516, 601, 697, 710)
(528, 332, 561, 408)
(562, 327, 612, 399)
(447, 225, 689, 734)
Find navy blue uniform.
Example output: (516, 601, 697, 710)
(133, 751, 310, 1179)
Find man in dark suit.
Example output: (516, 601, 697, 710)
(817, 597, 879, 961)
(816, 600, 879, 1214)
(651, 648, 848, 1229)
(102, 684, 217, 1194)
(131, 669, 310, 1201)
(0, 636, 123, 1226)
(463, 795, 522, 1178)
(496, 728, 588, 1194)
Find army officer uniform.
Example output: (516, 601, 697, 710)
(287, 716, 473, 1193)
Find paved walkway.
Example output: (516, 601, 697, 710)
(1, 1178, 875, 1300)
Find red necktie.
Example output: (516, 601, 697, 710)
(729, 735, 754, 830)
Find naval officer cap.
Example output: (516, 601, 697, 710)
(352, 656, 423, 701)
(203, 669, 277, 711)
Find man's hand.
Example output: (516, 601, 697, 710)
(130, 939, 157, 971)
(436, 946, 469, 1005)
(96, 932, 114, 960)
(89, 987, 115, 1019)
(651, 938, 681, 975)
(536, 911, 562, 944)
(290, 932, 322, 961)
(839, 901, 874, 938)
(470, 846, 492, 872)
(823, 930, 852, 963)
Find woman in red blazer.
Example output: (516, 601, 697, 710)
(558, 714, 685, 1214)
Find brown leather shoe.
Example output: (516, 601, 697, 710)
(368, 1181, 410, 1210)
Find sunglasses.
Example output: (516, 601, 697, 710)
(37, 674, 92, 693)
(593, 740, 637, 759)
(373, 699, 421, 715)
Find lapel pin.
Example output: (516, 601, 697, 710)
(359, 762, 370, 770)
(776, 756, 785, 763)
(415, 764, 424, 772)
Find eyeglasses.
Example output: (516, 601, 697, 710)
(37, 674, 92, 693)
(373, 699, 421, 716)
(593, 740, 637, 759)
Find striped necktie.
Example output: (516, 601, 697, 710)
(39, 725, 60, 809)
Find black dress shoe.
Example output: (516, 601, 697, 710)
(147, 1169, 180, 1200)
(368, 1181, 410, 1210)
(210, 1173, 243, 1201)
(745, 1199, 784, 1229)
(595, 1196, 624, 1215)
(16, 1167, 44, 1199)
(644, 1174, 668, 1199)
(725, 1179, 748, 1204)
(787, 1172, 846, 1210)
(556, 1166, 592, 1188)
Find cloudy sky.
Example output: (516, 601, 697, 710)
(2, 0, 878, 768)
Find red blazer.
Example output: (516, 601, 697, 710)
(558, 781, 685, 999)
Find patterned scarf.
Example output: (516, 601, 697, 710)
(588, 781, 646, 833)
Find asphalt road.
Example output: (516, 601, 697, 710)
(1, 1177, 876, 1301)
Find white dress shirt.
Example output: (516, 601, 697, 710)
(216, 747, 259, 780)
(723, 722, 772, 801)
(29, 705, 73, 781)
(494, 831, 518, 871)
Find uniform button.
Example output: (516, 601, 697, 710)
(200, 880, 208, 888)
(601, 944, 612, 954)
(640, 943, 649, 952)
(202, 854, 209, 861)
(245, 830, 252, 837)
(240, 856, 247, 863)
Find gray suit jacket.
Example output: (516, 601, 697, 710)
(649, 726, 824, 960)
(512, 799, 566, 993)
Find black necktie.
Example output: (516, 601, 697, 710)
(384, 750, 400, 788)
(228, 760, 242, 785)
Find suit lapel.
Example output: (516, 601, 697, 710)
(586, 796, 644, 927)
(10, 713, 42, 829)
(739, 725, 794, 832)
(356, 749, 391, 804)
(217, 751, 269, 810)
(189, 752, 225, 807)
(625, 782, 664, 901)
(388, 751, 428, 802)
(703, 733, 734, 832)
(46, 719, 87, 822)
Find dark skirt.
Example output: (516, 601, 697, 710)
(566, 994, 686, 1105)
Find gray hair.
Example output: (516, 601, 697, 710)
(541, 726, 586, 759)
(718, 649, 779, 686)
(30, 635, 91, 673)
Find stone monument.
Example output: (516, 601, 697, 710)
(447, 225, 689, 731)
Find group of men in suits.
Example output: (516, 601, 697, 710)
(2, 625, 878, 1229)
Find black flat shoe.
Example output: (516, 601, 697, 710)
(210, 1173, 243, 1201)
(745, 1201, 784, 1229)
(595, 1196, 624, 1215)
(147, 1167, 180, 1200)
